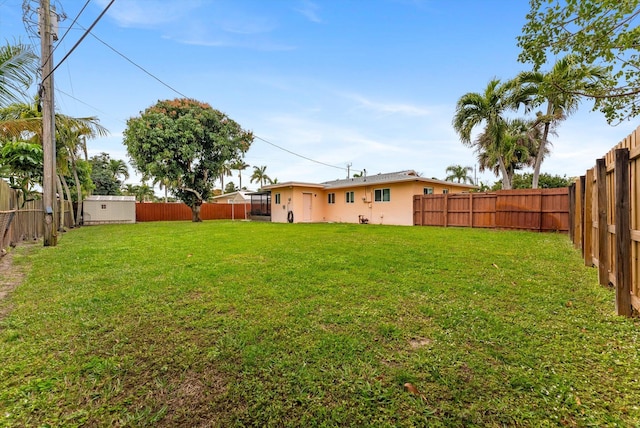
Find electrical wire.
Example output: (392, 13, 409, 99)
(50, 0, 91, 55)
(65, 27, 358, 174)
(42, 0, 114, 84)
(45, 2, 359, 176)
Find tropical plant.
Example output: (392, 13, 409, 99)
(444, 165, 474, 184)
(0, 140, 42, 206)
(250, 165, 272, 189)
(517, 56, 607, 188)
(108, 158, 129, 183)
(0, 42, 38, 107)
(452, 78, 535, 189)
(518, 0, 638, 123)
(219, 162, 233, 191)
(89, 153, 123, 196)
(232, 160, 250, 189)
(123, 98, 253, 222)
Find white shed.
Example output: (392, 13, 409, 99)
(83, 195, 136, 225)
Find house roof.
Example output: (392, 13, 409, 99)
(209, 191, 251, 202)
(85, 195, 136, 202)
(265, 170, 477, 191)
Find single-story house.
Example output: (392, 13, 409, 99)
(262, 170, 477, 226)
(209, 190, 251, 204)
(83, 195, 136, 225)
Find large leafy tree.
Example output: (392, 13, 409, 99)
(517, 56, 606, 188)
(452, 78, 534, 189)
(518, 0, 640, 123)
(0, 42, 38, 107)
(123, 98, 253, 222)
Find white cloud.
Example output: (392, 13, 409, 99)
(342, 93, 431, 117)
(294, 0, 323, 24)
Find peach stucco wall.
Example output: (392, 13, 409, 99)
(269, 180, 469, 225)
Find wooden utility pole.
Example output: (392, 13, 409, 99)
(39, 0, 57, 246)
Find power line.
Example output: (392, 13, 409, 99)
(54, 8, 359, 175)
(77, 26, 190, 99)
(50, 0, 91, 55)
(254, 135, 361, 173)
(42, 0, 114, 84)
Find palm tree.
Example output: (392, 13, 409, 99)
(452, 78, 535, 189)
(518, 56, 606, 188)
(219, 162, 233, 191)
(108, 158, 129, 184)
(232, 160, 250, 189)
(475, 118, 543, 189)
(0, 42, 38, 107)
(250, 165, 272, 188)
(445, 165, 474, 184)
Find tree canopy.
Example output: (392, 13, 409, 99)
(518, 0, 640, 123)
(123, 98, 253, 221)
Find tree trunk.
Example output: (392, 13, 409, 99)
(191, 202, 202, 222)
(532, 102, 553, 189)
(72, 157, 82, 227)
(60, 175, 76, 227)
(56, 174, 65, 232)
(498, 157, 512, 190)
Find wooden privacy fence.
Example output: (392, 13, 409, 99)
(136, 202, 250, 222)
(1, 179, 73, 255)
(413, 188, 569, 232)
(572, 125, 640, 316)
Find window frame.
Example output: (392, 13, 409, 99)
(423, 187, 434, 195)
(327, 193, 336, 204)
(374, 188, 391, 202)
(275, 193, 281, 204)
(345, 191, 355, 204)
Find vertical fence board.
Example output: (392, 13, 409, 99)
(615, 148, 632, 316)
(584, 170, 594, 267)
(414, 189, 568, 232)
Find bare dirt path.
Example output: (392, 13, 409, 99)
(0, 251, 26, 320)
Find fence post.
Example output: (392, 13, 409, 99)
(614, 148, 632, 316)
(469, 193, 473, 228)
(584, 170, 594, 267)
(579, 176, 586, 255)
(596, 158, 609, 286)
(443, 194, 448, 227)
(568, 183, 576, 244)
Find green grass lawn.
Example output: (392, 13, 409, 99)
(1, 221, 639, 427)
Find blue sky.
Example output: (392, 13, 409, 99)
(1, 0, 638, 190)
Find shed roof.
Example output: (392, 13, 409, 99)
(85, 195, 136, 202)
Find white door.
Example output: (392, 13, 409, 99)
(303, 193, 312, 222)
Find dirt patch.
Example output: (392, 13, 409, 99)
(409, 337, 432, 349)
(0, 251, 25, 320)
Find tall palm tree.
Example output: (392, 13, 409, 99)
(0, 42, 38, 107)
(250, 165, 272, 188)
(475, 118, 543, 189)
(445, 165, 474, 184)
(518, 56, 606, 188)
(453, 78, 535, 189)
(219, 162, 233, 191)
(232, 160, 250, 189)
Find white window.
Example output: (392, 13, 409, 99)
(275, 193, 281, 204)
(328, 193, 336, 204)
(345, 191, 355, 203)
(374, 188, 390, 202)
(424, 187, 433, 195)
(101, 204, 107, 210)
(442, 189, 449, 194)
